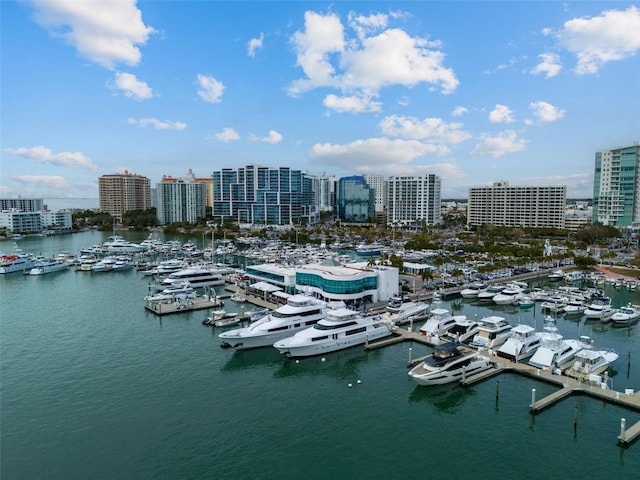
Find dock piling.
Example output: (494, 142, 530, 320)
(408, 347, 412, 364)
(620, 418, 626, 442)
(531, 388, 536, 410)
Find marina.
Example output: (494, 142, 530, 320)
(2, 231, 640, 480)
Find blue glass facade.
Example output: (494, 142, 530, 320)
(337, 176, 375, 222)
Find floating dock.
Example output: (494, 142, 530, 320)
(144, 296, 224, 316)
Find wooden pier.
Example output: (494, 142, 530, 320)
(144, 296, 224, 316)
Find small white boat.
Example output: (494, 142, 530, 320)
(518, 296, 534, 309)
(477, 284, 506, 302)
(230, 293, 246, 303)
(492, 284, 525, 305)
(408, 342, 492, 386)
(29, 258, 69, 275)
(547, 269, 564, 281)
(610, 304, 640, 325)
(460, 283, 488, 299)
(497, 324, 541, 362)
(213, 312, 240, 327)
(563, 297, 587, 316)
(565, 348, 618, 380)
(540, 295, 568, 313)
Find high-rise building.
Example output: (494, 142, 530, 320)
(309, 175, 336, 212)
(212, 165, 318, 225)
(593, 145, 640, 227)
(156, 170, 206, 225)
(98, 171, 151, 221)
(0, 198, 45, 212)
(387, 174, 441, 227)
(363, 174, 386, 213)
(467, 181, 566, 229)
(337, 176, 375, 222)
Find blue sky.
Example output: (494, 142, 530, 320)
(1, 1, 639, 209)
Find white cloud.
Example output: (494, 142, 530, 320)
(5, 146, 97, 170)
(527, 101, 566, 123)
(248, 32, 264, 57)
(452, 106, 468, 117)
(197, 74, 225, 103)
(251, 130, 283, 144)
(109, 72, 153, 100)
(213, 127, 240, 142)
(530, 53, 562, 78)
(489, 104, 515, 123)
(289, 11, 458, 104)
(323, 94, 382, 113)
(127, 118, 187, 130)
(558, 6, 640, 74)
(29, 0, 155, 69)
(471, 130, 526, 158)
(379, 115, 471, 145)
(11, 175, 69, 188)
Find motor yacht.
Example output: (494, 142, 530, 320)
(439, 317, 481, 344)
(29, 258, 68, 275)
(408, 342, 492, 386)
(0, 254, 37, 274)
(218, 295, 329, 350)
(497, 324, 541, 362)
(540, 295, 569, 314)
(565, 348, 618, 380)
(144, 282, 196, 303)
(418, 307, 463, 341)
(610, 304, 640, 325)
(102, 234, 147, 254)
(380, 301, 430, 326)
(460, 283, 488, 299)
(91, 257, 117, 272)
(563, 297, 587, 316)
(477, 284, 506, 302)
(547, 269, 564, 282)
(273, 307, 391, 358)
(160, 267, 225, 289)
(470, 315, 513, 350)
(584, 297, 614, 321)
(492, 284, 526, 305)
(528, 331, 585, 371)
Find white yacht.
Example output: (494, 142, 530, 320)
(418, 307, 462, 340)
(492, 284, 525, 305)
(380, 301, 429, 325)
(408, 342, 492, 386)
(497, 324, 541, 362)
(584, 297, 614, 321)
(547, 269, 564, 281)
(470, 315, 513, 349)
(149, 259, 190, 276)
(29, 258, 69, 275)
(160, 267, 225, 289)
(540, 295, 569, 314)
(565, 349, 618, 380)
(144, 282, 196, 303)
(460, 283, 488, 299)
(0, 254, 37, 274)
(529, 329, 585, 371)
(610, 304, 640, 325)
(477, 284, 506, 302)
(273, 307, 391, 358)
(218, 295, 328, 350)
(440, 317, 481, 344)
(91, 257, 117, 272)
(102, 234, 147, 254)
(563, 297, 587, 316)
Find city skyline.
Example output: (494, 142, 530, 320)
(2, 1, 639, 208)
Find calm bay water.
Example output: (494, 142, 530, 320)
(1, 231, 639, 479)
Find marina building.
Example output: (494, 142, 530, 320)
(387, 174, 441, 228)
(156, 170, 207, 225)
(245, 259, 399, 304)
(0, 198, 45, 212)
(467, 181, 566, 229)
(0, 210, 42, 233)
(98, 171, 151, 221)
(593, 144, 640, 227)
(212, 165, 318, 226)
(337, 176, 375, 223)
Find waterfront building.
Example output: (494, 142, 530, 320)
(245, 259, 399, 304)
(363, 174, 386, 213)
(0, 210, 42, 233)
(41, 211, 73, 231)
(0, 198, 45, 212)
(156, 170, 206, 225)
(98, 171, 151, 221)
(467, 181, 566, 229)
(309, 175, 336, 213)
(212, 165, 318, 226)
(593, 144, 640, 227)
(337, 176, 375, 223)
(387, 174, 441, 228)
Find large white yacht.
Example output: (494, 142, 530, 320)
(380, 301, 430, 325)
(0, 254, 37, 274)
(565, 348, 619, 380)
(29, 258, 69, 275)
(273, 307, 391, 358)
(408, 342, 492, 386)
(102, 234, 147, 254)
(419, 307, 464, 341)
(492, 284, 526, 305)
(470, 315, 513, 349)
(528, 328, 585, 371)
(160, 267, 225, 289)
(497, 324, 541, 362)
(584, 297, 614, 321)
(218, 295, 328, 350)
(440, 317, 481, 344)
